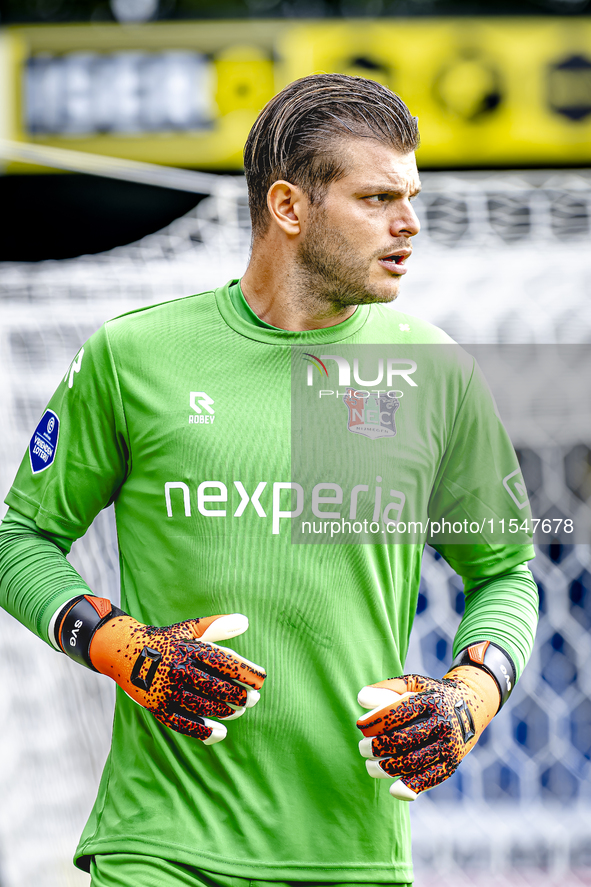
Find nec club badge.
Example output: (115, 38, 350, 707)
(29, 410, 60, 474)
(343, 388, 400, 440)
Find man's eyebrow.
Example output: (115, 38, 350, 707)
(357, 182, 422, 196)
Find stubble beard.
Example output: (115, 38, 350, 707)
(295, 205, 400, 314)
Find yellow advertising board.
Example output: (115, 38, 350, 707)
(1, 21, 282, 172)
(278, 19, 591, 167)
(2, 17, 591, 172)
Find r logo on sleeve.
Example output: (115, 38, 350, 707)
(29, 410, 60, 474)
(502, 468, 529, 510)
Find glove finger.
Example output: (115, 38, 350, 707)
(362, 761, 418, 801)
(368, 714, 453, 757)
(389, 780, 418, 802)
(365, 677, 412, 698)
(358, 726, 427, 760)
(214, 644, 267, 690)
(175, 689, 242, 721)
(378, 690, 448, 735)
(180, 661, 250, 707)
(187, 613, 250, 643)
(361, 676, 438, 699)
(399, 761, 455, 794)
(382, 675, 440, 694)
(153, 708, 228, 744)
(365, 759, 448, 801)
(357, 692, 437, 737)
(357, 685, 406, 710)
(231, 682, 263, 708)
(175, 659, 262, 709)
(217, 705, 247, 721)
(373, 741, 444, 778)
(190, 641, 266, 690)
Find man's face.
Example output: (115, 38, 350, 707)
(297, 139, 421, 306)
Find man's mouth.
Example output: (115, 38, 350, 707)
(383, 255, 405, 264)
(378, 252, 410, 275)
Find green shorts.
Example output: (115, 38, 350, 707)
(89, 854, 412, 887)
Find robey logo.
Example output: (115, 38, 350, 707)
(189, 391, 215, 425)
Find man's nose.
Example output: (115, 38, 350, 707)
(390, 201, 420, 238)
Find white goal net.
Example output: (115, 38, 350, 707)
(0, 167, 590, 887)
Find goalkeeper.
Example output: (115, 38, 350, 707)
(0, 73, 538, 886)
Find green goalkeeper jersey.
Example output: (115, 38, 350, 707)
(5, 280, 535, 882)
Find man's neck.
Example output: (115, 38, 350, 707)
(240, 247, 357, 333)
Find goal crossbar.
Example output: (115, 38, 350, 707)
(0, 138, 241, 195)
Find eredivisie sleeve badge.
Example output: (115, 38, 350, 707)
(29, 410, 60, 474)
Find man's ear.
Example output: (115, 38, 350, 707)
(266, 180, 306, 236)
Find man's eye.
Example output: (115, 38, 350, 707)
(366, 194, 390, 203)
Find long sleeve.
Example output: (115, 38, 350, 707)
(452, 563, 539, 679)
(0, 507, 92, 645)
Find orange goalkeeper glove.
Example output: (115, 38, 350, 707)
(357, 642, 515, 801)
(53, 595, 266, 744)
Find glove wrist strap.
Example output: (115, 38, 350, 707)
(449, 641, 516, 711)
(54, 595, 124, 671)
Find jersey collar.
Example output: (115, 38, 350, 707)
(215, 279, 371, 345)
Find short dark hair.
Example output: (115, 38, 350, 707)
(243, 73, 420, 238)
